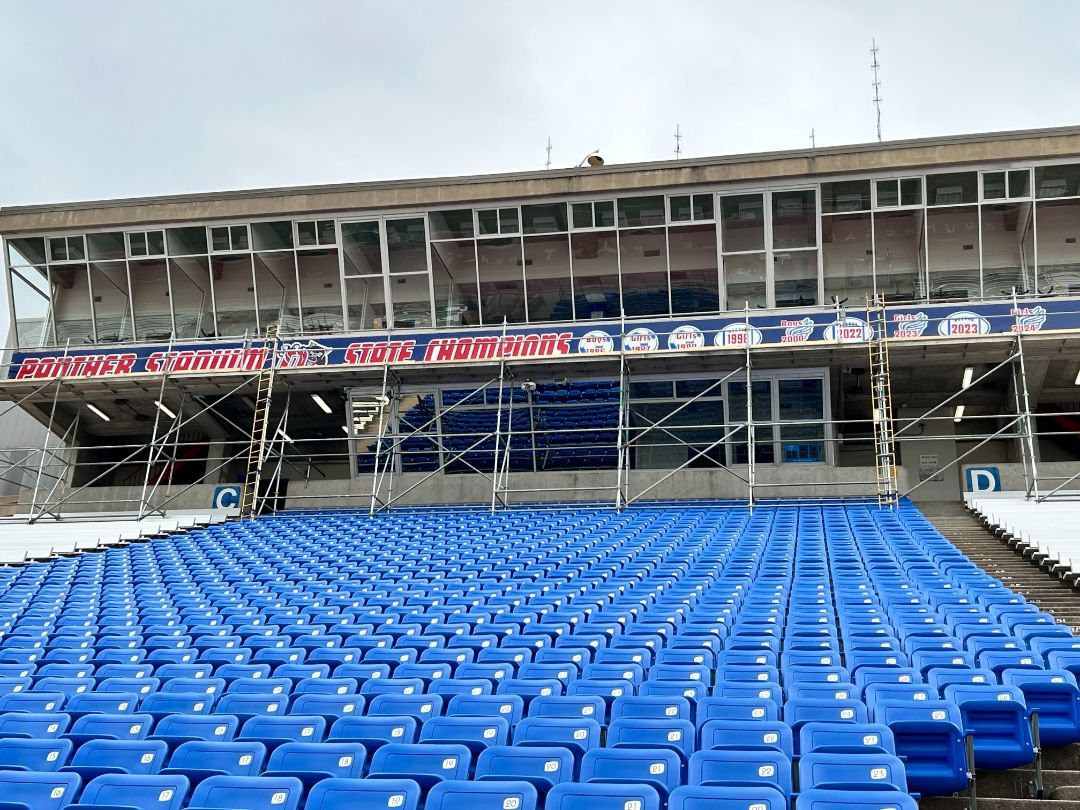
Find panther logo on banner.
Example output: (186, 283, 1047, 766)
(277, 340, 333, 368)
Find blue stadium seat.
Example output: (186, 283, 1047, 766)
(188, 774, 304, 810)
(545, 781, 661, 810)
(798, 751, 908, 792)
(63, 773, 189, 810)
(943, 684, 1035, 769)
(513, 717, 602, 759)
(669, 784, 788, 810)
(306, 777, 421, 810)
(475, 745, 575, 792)
(327, 715, 418, 749)
(0, 770, 81, 810)
(426, 780, 538, 810)
(159, 740, 266, 786)
(795, 787, 918, 809)
(688, 749, 792, 795)
(0, 737, 72, 772)
(799, 722, 896, 755)
(368, 743, 471, 789)
(1001, 668, 1080, 746)
(61, 738, 168, 781)
(580, 747, 683, 798)
(418, 715, 510, 754)
(262, 741, 367, 787)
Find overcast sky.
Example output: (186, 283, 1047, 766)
(3, 0, 1079, 208)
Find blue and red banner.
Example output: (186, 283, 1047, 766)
(9, 298, 1078, 380)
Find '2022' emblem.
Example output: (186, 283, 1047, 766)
(824, 317, 874, 343)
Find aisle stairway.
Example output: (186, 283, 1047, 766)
(923, 502, 1080, 808)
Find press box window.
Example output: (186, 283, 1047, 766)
(297, 220, 336, 247)
(571, 201, 616, 229)
(477, 208, 519, 236)
(211, 225, 250, 252)
(875, 178, 922, 208)
(669, 194, 714, 222)
(48, 235, 86, 263)
(128, 230, 165, 258)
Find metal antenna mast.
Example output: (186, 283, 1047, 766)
(809, 128, 816, 148)
(674, 124, 682, 159)
(545, 137, 552, 170)
(871, 39, 883, 142)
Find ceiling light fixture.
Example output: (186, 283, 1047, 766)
(953, 405, 965, 422)
(962, 367, 974, 389)
(86, 403, 110, 422)
(154, 400, 176, 419)
(311, 394, 332, 414)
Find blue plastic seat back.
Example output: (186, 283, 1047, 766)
(798, 752, 907, 791)
(688, 748, 792, 793)
(546, 781, 661, 810)
(152, 713, 237, 743)
(794, 787, 918, 809)
(264, 741, 367, 779)
(166, 740, 267, 777)
(76, 773, 189, 810)
(669, 784, 788, 810)
(419, 715, 510, 752)
(369, 743, 471, 784)
(798, 722, 896, 755)
(327, 715, 418, 749)
(610, 696, 692, 723)
(0, 770, 81, 810)
(698, 720, 793, 757)
(445, 694, 525, 725)
(188, 774, 303, 810)
(426, 779, 538, 810)
(306, 777, 421, 810)
(0, 737, 73, 772)
(513, 717, 602, 758)
(475, 745, 575, 791)
(527, 695, 607, 723)
(606, 718, 695, 760)
(69, 738, 169, 775)
(698, 696, 778, 723)
(0, 712, 71, 738)
(239, 715, 327, 745)
(581, 747, 683, 795)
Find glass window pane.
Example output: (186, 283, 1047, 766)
(230, 226, 249, 250)
(927, 206, 979, 300)
(210, 227, 231, 252)
(693, 194, 714, 220)
(572, 203, 593, 229)
(721, 194, 765, 252)
(524, 233, 572, 322)
(1035, 164, 1080, 198)
(67, 236, 85, 261)
(619, 228, 668, 317)
(297, 221, 318, 247)
(669, 196, 692, 222)
(251, 221, 293, 251)
(297, 249, 344, 332)
(167, 227, 207, 256)
(130, 259, 173, 341)
(876, 179, 899, 208)
(89, 261, 133, 342)
(900, 178, 922, 206)
(669, 223, 719, 314)
(477, 237, 525, 324)
(429, 209, 475, 240)
(724, 253, 767, 310)
(345, 275, 386, 330)
(983, 172, 1006, 200)
(8, 237, 46, 267)
(981, 202, 1031, 298)
(927, 172, 977, 205)
(774, 250, 818, 307)
(728, 380, 774, 464)
(478, 210, 499, 236)
(386, 218, 428, 274)
(52, 263, 93, 345)
(822, 180, 872, 213)
(594, 201, 616, 228)
(168, 256, 213, 339)
(341, 221, 382, 275)
(629, 381, 673, 399)
(772, 189, 816, 248)
(618, 196, 666, 227)
(390, 273, 432, 328)
(1008, 170, 1030, 198)
(317, 220, 336, 245)
(1034, 199, 1080, 293)
(822, 213, 874, 304)
(210, 255, 257, 336)
(253, 252, 298, 334)
(129, 232, 147, 258)
(873, 210, 923, 302)
(571, 230, 620, 319)
(431, 240, 479, 327)
(522, 203, 567, 234)
(779, 378, 824, 463)
(48, 237, 68, 262)
(12, 267, 54, 348)
(87, 232, 126, 261)
(499, 208, 519, 234)
(147, 231, 165, 256)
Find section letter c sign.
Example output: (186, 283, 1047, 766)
(213, 485, 242, 510)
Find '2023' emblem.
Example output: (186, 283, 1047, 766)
(938, 311, 990, 337)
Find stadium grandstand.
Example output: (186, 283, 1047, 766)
(0, 127, 1080, 809)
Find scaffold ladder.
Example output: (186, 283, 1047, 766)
(868, 296, 898, 507)
(240, 327, 279, 519)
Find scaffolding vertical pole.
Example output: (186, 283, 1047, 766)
(28, 340, 70, 521)
(137, 339, 174, 521)
(490, 318, 509, 514)
(368, 331, 394, 516)
(745, 304, 756, 511)
(615, 309, 629, 510)
(1010, 350, 1032, 500)
(139, 392, 184, 521)
(1012, 289, 1041, 500)
(384, 386, 400, 510)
